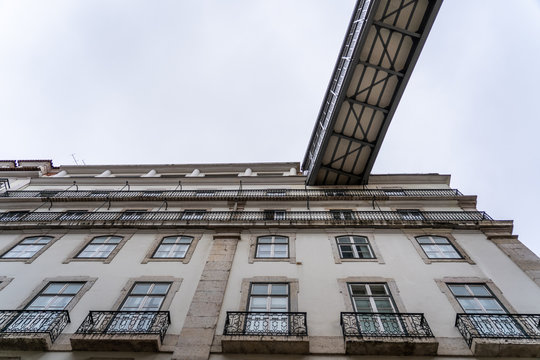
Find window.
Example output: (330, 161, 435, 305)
(120, 282, 171, 311)
(76, 235, 123, 258)
(2, 236, 53, 259)
(182, 210, 206, 220)
(336, 235, 375, 259)
(256, 236, 288, 258)
(120, 210, 147, 221)
(397, 209, 424, 221)
(416, 235, 462, 259)
(331, 209, 354, 220)
(263, 210, 286, 220)
(26, 282, 84, 310)
(247, 283, 289, 334)
(152, 236, 193, 258)
(448, 284, 506, 314)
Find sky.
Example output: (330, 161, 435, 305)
(0, 0, 539, 255)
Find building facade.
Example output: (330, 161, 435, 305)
(0, 160, 539, 359)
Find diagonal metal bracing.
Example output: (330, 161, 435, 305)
(303, 0, 443, 185)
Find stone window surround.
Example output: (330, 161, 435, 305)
(326, 229, 384, 264)
(403, 229, 475, 264)
(434, 277, 517, 314)
(63, 232, 133, 264)
(239, 277, 300, 312)
(141, 232, 202, 264)
(0, 276, 14, 292)
(247, 230, 296, 264)
(16, 276, 97, 312)
(337, 276, 407, 313)
(111, 276, 182, 311)
(0, 232, 64, 264)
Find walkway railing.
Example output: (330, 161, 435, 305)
(0, 188, 463, 201)
(455, 313, 540, 347)
(0, 210, 492, 224)
(0, 310, 70, 342)
(224, 311, 308, 336)
(75, 311, 170, 342)
(340, 312, 434, 338)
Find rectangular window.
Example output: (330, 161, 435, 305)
(448, 284, 506, 314)
(256, 236, 288, 258)
(397, 209, 424, 221)
(2, 236, 53, 259)
(76, 235, 123, 258)
(152, 236, 193, 258)
(336, 235, 375, 259)
(182, 210, 206, 220)
(120, 282, 171, 311)
(331, 210, 354, 220)
(417, 235, 462, 259)
(26, 282, 84, 310)
(247, 283, 289, 334)
(263, 210, 286, 221)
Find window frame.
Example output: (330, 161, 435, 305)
(404, 230, 474, 264)
(336, 235, 376, 260)
(330, 209, 355, 220)
(75, 235, 124, 259)
(0, 234, 60, 264)
(64, 233, 132, 264)
(447, 283, 508, 314)
(142, 233, 201, 264)
(110, 276, 182, 312)
(248, 232, 296, 264)
(347, 282, 398, 313)
(328, 231, 383, 264)
(416, 235, 463, 259)
(238, 277, 299, 312)
(255, 235, 289, 259)
(263, 210, 286, 221)
(247, 282, 290, 312)
(118, 282, 172, 312)
(25, 282, 86, 311)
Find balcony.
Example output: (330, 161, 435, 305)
(0, 310, 69, 350)
(0, 210, 493, 229)
(70, 311, 170, 352)
(456, 313, 540, 357)
(0, 188, 464, 202)
(221, 311, 309, 354)
(340, 312, 438, 355)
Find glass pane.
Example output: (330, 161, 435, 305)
(48, 296, 72, 310)
(479, 299, 506, 313)
(64, 283, 83, 294)
(354, 298, 372, 312)
(416, 236, 432, 244)
(270, 297, 288, 311)
(27, 296, 53, 309)
(337, 237, 350, 244)
(374, 299, 394, 313)
(143, 296, 164, 311)
(179, 237, 193, 244)
(132, 284, 152, 295)
(171, 244, 189, 257)
(106, 236, 122, 244)
(449, 285, 468, 296)
(251, 284, 269, 295)
(43, 283, 65, 295)
(151, 283, 171, 295)
(274, 237, 288, 244)
(122, 296, 143, 310)
(369, 284, 387, 295)
(351, 236, 368, 244)
(274, 244, 288, 257)
(249, 297, 268, 311)
(433, 236, 450, 244)
(36, 237, 52, 244)
(257, 245, 272, 256)
(162, 237, 178, 244)
(350, 284, 366, 295)
(458, 298, 483, 313)
(271, 284, 288, 295)
(257, 237, 272, 244)
(469, 285, 491, 296)
(356, 245, 373, 258)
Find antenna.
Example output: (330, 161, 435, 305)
(71, 154, 79, 165)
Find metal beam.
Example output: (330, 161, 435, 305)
(372, 20, 421, 38)
(332, 132, 375, 148)
(357, 61, 404, 77)
(320, 166, 364, 182)
(344, 97, 389, 113)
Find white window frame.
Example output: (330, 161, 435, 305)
(255, 236, 289, 259)
(1, 236, 53, 259)
(76, 235, 123, 259)
(336, 235, 375, 259)
(152, 236, 193, 259)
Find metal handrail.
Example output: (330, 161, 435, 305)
(0, 310, 70, 343)
(224, 311, 308, 336)
(340, 312, 434, 338)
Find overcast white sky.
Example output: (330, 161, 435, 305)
(0, 0, 539, 255)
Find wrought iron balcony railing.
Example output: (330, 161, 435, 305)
(0, 310, 70, 343)
(0, 188, 464, 201)
(455, 313, 540, 347)
(75, 311, 170, 342)
(340, 312, 434, 338)
(223, 311, 308, 336)
(0, 210, 492, 225)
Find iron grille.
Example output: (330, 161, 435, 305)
(455, 313, 540, 347)
(0, 310, 70, 343)
(223, 311, 308, 336)
(75, 311, 170, 342)
(340, 312, 434, 338)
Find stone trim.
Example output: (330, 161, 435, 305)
(239, 276, 300, 312)
(111, 276, 182, 310)
(326, 229, 384, 264)
(0, 233, 64, 264)
(434, 277, 517, 313)
(337, 276, 406, 312)
(247, 230, 296, 264)
(63, 232, 133, 264)
(0, 276, 14, 292)
(16, 276, 97, 311)
(402, 229, 474, 264)
(141, 232, 202, 264)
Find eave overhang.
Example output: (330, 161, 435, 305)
(302, 0, 443, 185)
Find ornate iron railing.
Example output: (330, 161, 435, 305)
(340, 312, 434, 338)
(455, 313, 540, 347)
(0, 210, 492, 224)
(223, 311, 308, 336)
(75, 311, 170, 342)
(0, 310, 70, 343)
(0, 188, 463, 201)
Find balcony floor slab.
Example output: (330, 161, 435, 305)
(345, 337, 439, 355)
(221, 335, 309, 354)
(70, 333, 163, 352)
